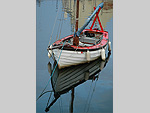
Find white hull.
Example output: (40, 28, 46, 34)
(50, 46, 107, 69)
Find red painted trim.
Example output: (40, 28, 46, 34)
(90, 7, 103, 31)
(53, 29, 108, 50)
(97, 14, 103, 31)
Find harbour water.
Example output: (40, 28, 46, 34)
(36, 0, 113, 112)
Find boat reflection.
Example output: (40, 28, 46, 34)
(45, 51, 111, 112)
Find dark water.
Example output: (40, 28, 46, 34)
(36, 0, 113, 113)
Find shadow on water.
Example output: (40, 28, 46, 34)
(42, 51, 111, 112)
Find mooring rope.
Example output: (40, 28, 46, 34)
(36, 90, 53, 101)
(37, 41, 66, 101)
(46, 91, 53, 107)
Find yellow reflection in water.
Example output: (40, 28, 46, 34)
(62, 0, 113, 31)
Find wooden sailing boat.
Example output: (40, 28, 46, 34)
(45, 51, 111, 112)
(47, 1, 111, 69)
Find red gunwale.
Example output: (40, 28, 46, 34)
(53, 29, 108, 50)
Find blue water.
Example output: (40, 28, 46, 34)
(36, 0, 113, 113)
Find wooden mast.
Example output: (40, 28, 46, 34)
(70, 88, 75, 113)
(73, 0, 79, 46)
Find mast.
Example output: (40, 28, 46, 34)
(73, 0, 79, 46)
(75, 0, 79, 33)
(70, 88, 75, 113)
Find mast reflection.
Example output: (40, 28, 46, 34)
(45, 51, 111, 112)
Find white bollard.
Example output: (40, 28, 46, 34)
(101, 48, 105, 60)
(47, 62, 52, 74)
(108, 41, 111, 51)
(99, 60, 105, 70)
(48, 50, 52, 58)
(84, 71, 89, 81)
(86, 50, 90, 62)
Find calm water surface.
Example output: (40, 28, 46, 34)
(36, 0, 113, 113)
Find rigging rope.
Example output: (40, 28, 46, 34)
(56, 12, 63, 40)
(58, 12, 64, 40)
(48, 4, 60, 46)
(83, 81, 93, 112)
(37, 41, 66, 101)
(86, 80, 97, 113)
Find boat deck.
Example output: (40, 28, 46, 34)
(59, 30, 104, 47)
(51, 29, 108, 51)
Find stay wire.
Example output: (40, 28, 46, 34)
(56, 12, 63, 40)
(48, 3, 60, 46)
(83, 81, 93, 112)
(86, 80, 97, 113)
(58, 12, 64, 40)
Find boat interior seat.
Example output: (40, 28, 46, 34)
(79, 35, 100, 44)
